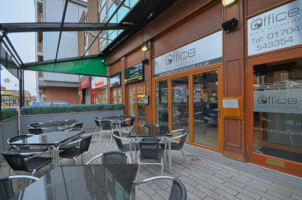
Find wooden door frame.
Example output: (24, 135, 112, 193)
(152, 62, 223, 153)
(126, 82, 146, 126)
(246, 45, 302, 177)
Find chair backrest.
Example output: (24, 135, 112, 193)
(0, 176, 39, 199)
(113, 131, 124, 150)
(28, 128, 43, 135)
(169, 178, 187, 200)
(7, 135, 34, 151)
(139, 141, 162, 160)
(1, 152, 29, 172)
(172, 129, 188, 149)
(94, 118, 101, 127)
(79, 135, 92, 153)
(130, 115, 135, 126)
(102, 151, 129, 164)
(100, 120, 112, 130)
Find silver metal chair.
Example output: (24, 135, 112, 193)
(59, 134, 92, 165)
(137, 141, 164, 182)
(1, 151, 53, 176)
(121, 115, 135, 134)
(96, 119, 116, 141)
(86, 150, 131, 165)
(134, 176, 187, 200)
(166, 129, 188, 165)
(0, 175, 39, 199)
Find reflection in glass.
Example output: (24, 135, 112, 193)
(172, 77, 189, 139)
(253, 59, 302, 163)
(193, 72, 218, 148)
(155, 81, 169, 133)
(137, 85, 145, 124)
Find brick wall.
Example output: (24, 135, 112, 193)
(78, 11, 86, 56)
(44, 87, 78, 104)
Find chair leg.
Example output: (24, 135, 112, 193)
(180, 150, 188, 166)
(110, 130, 113, 142)
(73, 157, 78, 165)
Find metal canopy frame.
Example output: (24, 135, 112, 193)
(0, 0, 178, 109)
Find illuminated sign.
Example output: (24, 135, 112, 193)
(91, 77, 107, 89)
(124, 63, 144, 84)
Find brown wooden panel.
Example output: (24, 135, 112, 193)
(246, 0, 292, 17)
(125, 49, 145, 68)
(225, 118, 242, 148)
(153, 2, 221, 57)
(109, 60, 122, 76)
(108, 0, 217, 63)
(224, 59, 242, 97)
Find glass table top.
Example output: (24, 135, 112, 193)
(11, 164, 138, 200)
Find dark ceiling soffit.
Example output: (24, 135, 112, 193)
(23, 54, 100, 68)
(100, 0, 178, 56)
(0, 23, 137, 33)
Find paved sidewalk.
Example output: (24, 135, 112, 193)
(1, 131, 302, 200)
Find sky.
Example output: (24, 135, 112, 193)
(0, 0, 36, 96)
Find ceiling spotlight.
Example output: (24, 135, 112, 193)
(141, 43, 149, 52)
(222, 0, 237, 6)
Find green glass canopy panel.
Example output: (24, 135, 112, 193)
(26, 57, 107, 76)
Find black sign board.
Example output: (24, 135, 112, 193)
(109, 72, 121, 88)
(124, 63, 144, 84)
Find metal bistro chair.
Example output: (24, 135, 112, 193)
(162, 129, 188, 166)
(97, 119, 116, 142)
(134, 176, 187, 200)
(86, 151, 131, 165)
(1, 151, 53, 176)
(164, 129, 188, 166)
(112, 131, 139, 153)
(137, 141, 164, 182)
(59, 134, 92, 165)
(0, 175, 39, 199)
(120, 115, 135, 134)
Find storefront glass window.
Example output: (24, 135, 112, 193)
(97, 88, 107, 104)
(253, 59, 302, 163)
(155, 81, 169, 133)
(113, 90, 117, 104)
(118, 89, 122, 104)
(172, 77, 189, 139)
(193, 71, 218, 149)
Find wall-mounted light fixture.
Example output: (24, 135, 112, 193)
(222, 0, 237, 7)
(141, 42, 149, 52)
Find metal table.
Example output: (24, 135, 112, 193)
(11, 164, 138, 200)
(9, 130, 83, 166)
(29, 119, 77, 131)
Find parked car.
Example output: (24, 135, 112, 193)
(29, 101, 73, 107)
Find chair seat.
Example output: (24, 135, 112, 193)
(59, 148, 81, 158)
(160, 141, 181, 150)
(119, 143, 139, 152)
(25, 157, 52, 172)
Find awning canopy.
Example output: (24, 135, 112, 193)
(25, 57, 107, 76)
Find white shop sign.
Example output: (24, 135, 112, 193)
(248, 0, 302, 56)
(91, 77, 107, 89)
(153, 31, 222, 77)
(253, 88, 302, 114)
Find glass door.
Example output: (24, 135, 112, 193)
(155, 81, 169, 132)
(171, 77, 189, 138)
(128, 84, 145, 126)
(193, 71, 218, 149)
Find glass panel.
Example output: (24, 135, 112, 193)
(155, 81, 169, 133)
(137, 85, 145, 124)
(172, 77, 189, 139)
(193, 71, 218, 149)
(113, 90, 117, 104)
(129, 87, 135, 116)
(118, 89, 122, 104)
(253, 59, 302, 163)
